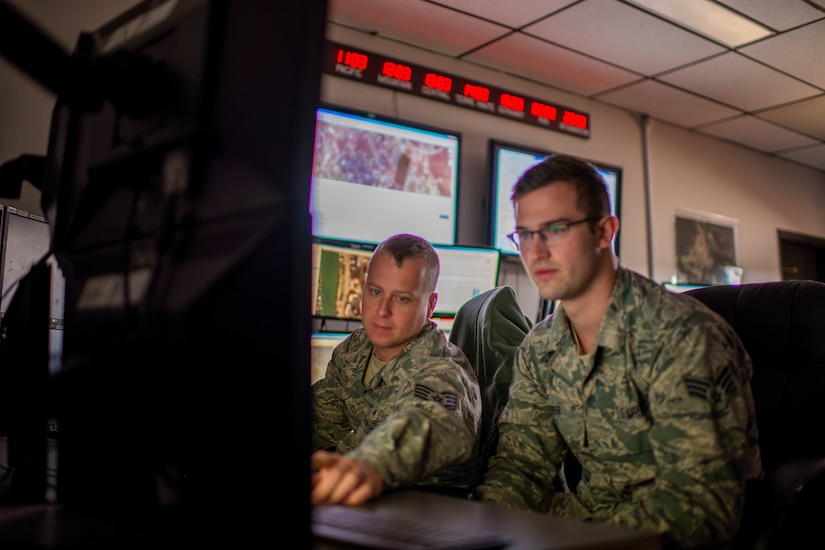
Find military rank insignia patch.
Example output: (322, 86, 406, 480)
(684, 365, 736, 406)
(414, 384, 459, 410)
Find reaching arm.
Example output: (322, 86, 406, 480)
(346, 364, 478, 489)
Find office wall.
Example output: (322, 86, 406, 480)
(322, 24, 825, 319)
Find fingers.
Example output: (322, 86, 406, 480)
(341, 467, 383, 506)
(310, 454, 384, 506)
(311, 449, 337, 471)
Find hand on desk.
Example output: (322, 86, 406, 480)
(311, 450, 384, 506)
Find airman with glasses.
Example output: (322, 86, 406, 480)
(475, 155, 761, 548)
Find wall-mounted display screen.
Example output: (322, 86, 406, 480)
(311, 238, 500, 322)
(488, 140, 622, 258)
(432, 244, 500, 318)
(311, 105, 460, 246)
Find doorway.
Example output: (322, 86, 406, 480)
(778, 230, 825, 283)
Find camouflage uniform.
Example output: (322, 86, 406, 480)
(313, 321, 482, 491)
(476, 267, 761, 548)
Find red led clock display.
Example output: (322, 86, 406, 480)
(499, 93, 525, 112)
(324, 41, 590, 138)
(424, 73, 452, 93)
(562, 110, 588, 130)
(382, 61, 412, 82)
(531, 101, 557, 120)
(463, 83, 490, 102)
(336, 48, 367, 71)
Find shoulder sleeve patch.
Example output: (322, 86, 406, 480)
(414, 384, 459, 411)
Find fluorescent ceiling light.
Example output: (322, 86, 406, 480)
(627, 0, 773, 47)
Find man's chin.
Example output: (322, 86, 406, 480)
(536, 282, 560, 302)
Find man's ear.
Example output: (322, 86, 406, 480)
(427, 292, 438, 318)
(599, 216, 619, 249)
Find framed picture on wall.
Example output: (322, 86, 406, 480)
(674, 209, 739, 285)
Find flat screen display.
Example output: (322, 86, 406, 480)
(311, 238, 375, 322)
(488, 140, 622, 257)
(310, 331, 349, 384)
(662, 282, 709, 293)
(311, 239, 500, 321)
(311, 105, 460, 245)
(432, 244, 500, 318)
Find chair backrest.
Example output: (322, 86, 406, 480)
(448, 286, 532, 472)
(685, 280, 825, 549)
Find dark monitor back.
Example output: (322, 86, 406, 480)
(35, 0, 327, 545)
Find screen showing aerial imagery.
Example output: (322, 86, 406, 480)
(311, 107, 460, 245)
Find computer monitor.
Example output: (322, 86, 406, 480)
(311, 105, 461, 246)
(310, 331, 349, 385)
(663, 282, 710, 293)
(432, 244, 500, 318)
(0, 208, 51, 315)
(7, 0, 328, 545)
(0, 207, 65, 376)
(488, 140, 622, 258)
(311, 238, 375, 322)
(0, 208, 65, 314)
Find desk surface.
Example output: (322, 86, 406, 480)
(0, 486, 658, 549)
(314, 489, 662, 550)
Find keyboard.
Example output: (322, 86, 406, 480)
(312, 503, 512, 549)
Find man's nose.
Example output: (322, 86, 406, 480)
(376, 296, 392, 315)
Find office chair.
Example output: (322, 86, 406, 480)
(685, 280, 825, 550)
(448, 285, 532, 473)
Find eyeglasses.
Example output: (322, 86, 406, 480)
(506, 217, 600, 250)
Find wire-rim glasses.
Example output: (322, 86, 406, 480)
(506, 217, 601, 250)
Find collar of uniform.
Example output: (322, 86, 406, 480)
(593, 265, 630, 353)
(542, 266, 628, 355)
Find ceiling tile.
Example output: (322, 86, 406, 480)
(465, 32, 639, 97)
(522, 0, 725, 75)
(597, 79, 741, 126)
(716, 0, 825, 32)
(659, 52, 821, 111)
(699, 115, 820, 152)
(778, 144, 825, 171)
(757, 95, 825, 140)
(431, 0, 576, 29)
(740, 20, 825, 88)
(326, 0, 509, 57)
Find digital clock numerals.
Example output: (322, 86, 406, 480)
(424, 73, 452, 93)
(463, 83, 490, 102)
(382, 61, 412, 82)
(562, 110, 588, 129)
(530, 101, 557, 120)
(499, 93, 525, 112)
(327, 42, 590, 137)
(336, 49, 368, 70)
